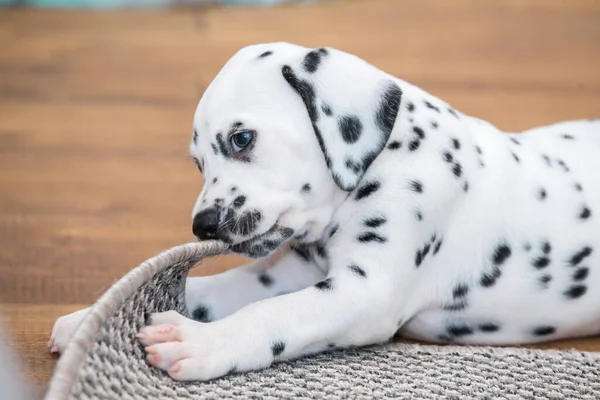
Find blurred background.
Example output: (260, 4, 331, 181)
(0, 0, 599, 397)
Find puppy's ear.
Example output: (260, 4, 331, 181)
(282, 47, 402, 191)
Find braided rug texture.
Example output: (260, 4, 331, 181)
(46, 241, 600, 399)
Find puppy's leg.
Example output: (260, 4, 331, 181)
(185, 247, 325, 322)
(138, 266, 398, 381)
(49, 247, 323, 354)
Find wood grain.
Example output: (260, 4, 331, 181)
(1, 0, 599, 396)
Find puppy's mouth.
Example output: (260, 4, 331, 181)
(227, 222, 294, 258)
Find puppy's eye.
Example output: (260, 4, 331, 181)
(231, 131, 254, 152)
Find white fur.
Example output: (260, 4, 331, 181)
(51, 42, 600, 381)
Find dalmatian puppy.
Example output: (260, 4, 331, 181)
(50, 42, 600, 381)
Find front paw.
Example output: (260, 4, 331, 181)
(48, 307, 91, 354)
(138, 310, 266, 381)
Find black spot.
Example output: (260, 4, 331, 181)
(415, 249, 424, 267)
(315, 242, 327, 258)
(387, 140, 402, 150)
(479, 323, 500, 333)
(510, 137, 521, 145)
(321, 103, 333, 116)
(258, 273, 274, 287)
(493, 243, 512, 265)
(408, 139, 420, 151)
(564, 285, 587, 299)
(192, 306, 211, 322)
(375, 82, 403, 138)
(357, 232, 387, 243)
(211, 143, 218, 155)
(574, 183, 583, 192)
(216, 133, 231, 158)
(355, 181, 381, 201)
(302, 183, 311, 193)
(424, 100, 440, 112)
(302, 48, 328, 73)
(579, 206, 592, 220)
(433, 239, 443, 255)
(448, 108, 459, 118)
(415, 210, 423, 221)
(557, 159, 570, 172)
(271, 341, 286, 357)
(480, 268, 501, 288)
(407, 102, 415, 112)
(533, 257, 550, 269)
(569, 246, 592, 266)
(258, 50, 273, 59)
(452, 163, 462, 178)
(364, 216, 386, 228)
(533, 326, 555, 336)
(512, 152, 520, 163)
(413, 126, 425, 139)
(463, 182, 469, 192)
(562, 134, 574, 140)
(447, 325, 473, 337)
(452, 283, 469, 299)
(345, 158, 362, 174)
(315, 277, 333, 291)
(339, 115, 363, 144)
(443, 151, 453, 163)
(292, 244, 311, 262)
(214, 198, 224, 207)
(348, 264, 367, 278)
(542, 154, 551, 166)
(212, 177, 218, 184)
(192, 129, 198, 144)
(328, 224, 339, 238)
(475, 146, 482, 155)
(539, 274, 552, 287)
(408, 180, 423, 193)
(230, 186, 237, 193)
(538, 188, 547, 200)
(444, 302, 467, 311)
(452, 138, 460, 150)
(422, 243, 431, 258)
(542, 241, 551, 254)
(573, 267, 589, 281)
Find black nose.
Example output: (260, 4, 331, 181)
(192, 208, 219, 240)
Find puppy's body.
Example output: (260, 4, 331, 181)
(50, 43, 600, 380)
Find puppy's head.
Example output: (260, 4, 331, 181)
(189, 43, 402, 258)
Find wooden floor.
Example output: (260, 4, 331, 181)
(1, 0, 600, 396)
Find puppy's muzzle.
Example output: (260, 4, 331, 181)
(192, 208, 219, 240)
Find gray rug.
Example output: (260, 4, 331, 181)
(45, 241, 600, 399)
